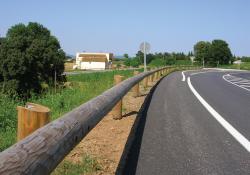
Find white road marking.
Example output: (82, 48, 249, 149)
(232, 79, 250, 83)
(190, 70, 222, 76)
(241, 85, 250, 88)
(187, 77, 250, 153)
(223, 75, 250, 92)
(230, 78, 243, 82)
(182, 71, 186, 82)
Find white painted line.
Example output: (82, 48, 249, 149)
(230, 78, 243, 82)
(182, 71, 186, 82)
(187, 77, 250, 152)
(203, 68, 247, 72)
(191, 71, 211, 76)
(240, 85, 250, 88)
(223, 75, 250, 92)
(191, 70, 223, 76)
(233, 79, 250, 84)
(237, 82, 250, 85)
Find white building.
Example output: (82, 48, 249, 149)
(75, 52, 113, 70)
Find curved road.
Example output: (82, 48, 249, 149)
(123, 69, 250, 175)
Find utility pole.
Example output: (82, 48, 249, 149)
(139, 42, 150, 72)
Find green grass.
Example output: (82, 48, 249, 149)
(0, 69, 138, 151)
(52, 154, 101, 175)
(218, 62, 250, 70)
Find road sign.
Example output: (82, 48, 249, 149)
(139, 42, 150, 72)
(140, 42, 150, 54)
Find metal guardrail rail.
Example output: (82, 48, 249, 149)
(0, 66, 195, 175)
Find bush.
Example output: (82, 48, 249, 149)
(0, 22, 66, 98)
(130, 58, 140, 67)
(123, 57, 140, 67)
(149, 58, 166, 67)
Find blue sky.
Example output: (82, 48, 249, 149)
(0, 0, 249, 56)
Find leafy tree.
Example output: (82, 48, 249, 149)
(146, 53, 154, 64)
(0, 22, 66, 98)
(0, 37, 4, 46)
(241, 56, 250, 62)
(136, 51, 144, 64)
(194, 41, 211, 63)
(210, 39, 232, 64)
(123, 53, 129, 59)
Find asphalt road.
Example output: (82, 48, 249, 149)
(122, 69, 250, 175)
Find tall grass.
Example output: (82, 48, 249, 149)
(0, 69, 137, 151)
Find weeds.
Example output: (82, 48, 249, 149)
(52, 154, 101, 175)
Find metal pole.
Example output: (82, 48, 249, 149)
(203, 58, 204, 68)
(144, 41, 146, 72)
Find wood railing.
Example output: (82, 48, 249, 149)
(0, 66, 196, 175)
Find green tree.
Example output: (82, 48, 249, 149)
(123, 53, 129, 59)
(194, 41, 211, 63)
(210, 39, 232, 64)
(0, 22, 66, 98)
(136, 51, 144, 64)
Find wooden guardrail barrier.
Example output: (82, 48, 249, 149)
(0, 66, 198, 175)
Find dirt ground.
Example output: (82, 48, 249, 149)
(58, 80, 157, 174)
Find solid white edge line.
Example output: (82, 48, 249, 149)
(182, 71, 186, 82)
(187, 77, 250, 153)
(222, 75, 250, 92)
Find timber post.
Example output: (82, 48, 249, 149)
(17, 103, 50, 141)
(132, 71, 140, 97)
(112, 75, 124, 119)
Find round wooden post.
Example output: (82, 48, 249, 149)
(17, 103, 50, 141)
(154, 72, 158, 81)
(149, 74, 153, 83)
(157, 71, 160, 79)
(151, 73, 155, 82)
(112, 75, 124, 119)
(143, 76, 148, 88)
(132, 71, 140, 97)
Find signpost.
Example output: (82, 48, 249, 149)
(140, 42, 150, 72)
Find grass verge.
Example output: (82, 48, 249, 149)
(0, 69, 141, 151)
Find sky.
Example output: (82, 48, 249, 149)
(0, 0, 249, 56)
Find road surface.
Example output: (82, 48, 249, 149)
(122, 69, 250, 175)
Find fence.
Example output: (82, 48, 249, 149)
(0, 66, 195, 175)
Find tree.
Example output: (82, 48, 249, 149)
(136, 51, 144, 64)
(194, 41, 211, 63)
(123, 53, 129, 59)
(210, 39, 232, 65)
(0, 22, 66, 98)
(0, 37, 4, 46)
